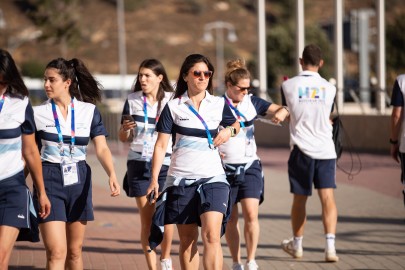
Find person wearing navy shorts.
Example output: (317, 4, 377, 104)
(0, 49, 51, 269)
(280, 44, 339, 263)
(33, 58, 120, 269)
(119, 59, 174, 270)
(147, 54, 240, 270)
(219, 59, 288, 270)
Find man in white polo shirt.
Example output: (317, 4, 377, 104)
(280, 44, 339, 262)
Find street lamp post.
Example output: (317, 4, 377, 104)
(203, 21, 237, 94)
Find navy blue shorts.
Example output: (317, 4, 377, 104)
(126, 160, 168, 197)
(34, 161, 94, 223)
(225, 160, 264, 206)
(0, 170, 31, 228)
(165, 182, 230, 225)
(288, 146, 336, 196)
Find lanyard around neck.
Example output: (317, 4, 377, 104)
(143, 95, 148, 130)
(51, 98, 75, 156)
(224, 96, 246, 128)
(185, 100, 215, 149)
(143, 95, 160, 130)
(0, 94, 5, 114)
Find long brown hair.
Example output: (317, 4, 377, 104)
(45, 58, 102, 104)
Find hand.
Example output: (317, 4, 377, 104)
(146, 180, 159, 204)
(390, 144, 400, 163)
(109, 176, 121, 197)
(272, 106, 289, 124)
(213, 128, 232, 147)
(122, 120, 136, 132)
(37, 193, 51, 219)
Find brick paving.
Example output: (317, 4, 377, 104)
(10, 147, 405, 270)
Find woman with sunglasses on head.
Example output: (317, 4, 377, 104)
(33, 58, 121, 269)
(118, 59, 174, 270)
(147, 54, 240, 270)
(0, 49, 51, 269)
(219, 59, 288, 270)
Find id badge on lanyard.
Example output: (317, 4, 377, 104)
(52, 99, 80, 186)
(244, 126, 255, 157)
(142, 132, 154, 161)
(61, 159, 80, 186)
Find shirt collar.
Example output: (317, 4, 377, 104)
(299, 70, 321, 77)
(178, 90, 213, 104)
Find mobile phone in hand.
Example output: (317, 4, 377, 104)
(122, 115, 134, 122)
(147, 190, 155, 204)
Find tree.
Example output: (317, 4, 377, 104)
(21, 0, 82, 57)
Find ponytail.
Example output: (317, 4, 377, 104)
(45, 58, 102, 104)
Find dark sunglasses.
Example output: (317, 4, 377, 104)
(235, 85, 251, 91)
(192, 70, 213, 79)
(0, 81, 7, 86)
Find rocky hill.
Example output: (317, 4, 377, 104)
(0, 0, 403, 81)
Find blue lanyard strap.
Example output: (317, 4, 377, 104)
(143, 95, 148, 130)
(0, 94, 5, 114)
(224, 96, 246, 128)
(51, 98, 75, 156)
(185, 101, 215, 149)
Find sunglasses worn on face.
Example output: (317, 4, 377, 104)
(235, 85, 251, 92)
(0, 81, 7, 86)
(192, 70, 213, 79)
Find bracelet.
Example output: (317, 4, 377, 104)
(226, 126, 236, 137)
(389, 138, 398, 145)
(282, 106, 289, 113)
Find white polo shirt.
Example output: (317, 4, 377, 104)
(157, 90, 236, 180)
(281, 70, 337, 159)
(0, 95, 35, 180)
(121, 91, 173, 165)
(390, 74, 405, 152)
(34, 98, 108, 163)
(219, 93, 271, 164)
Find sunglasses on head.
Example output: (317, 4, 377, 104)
(192, 70, 213, 79)
(235, 85, 251, 92)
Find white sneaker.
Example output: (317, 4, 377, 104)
(231, 262, 244, 270)
(281, 238, 303, 259)
(325, 250, 339, 262)
(246, 260, 258, 270)
(161, 258, 173, 270)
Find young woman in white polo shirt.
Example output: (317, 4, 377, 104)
(0, 49, 51, 269)
(33, 58, 120, 269)
(219, 59, 288, 270)
(147, 54, 240, 270)
(118, 59, 174, 270)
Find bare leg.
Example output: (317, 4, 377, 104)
(160, 224, 174, 260)
(0, 225, 19, 270)
(40, 221, 67, 270)
(135, 196, 157, 270)
(291, 194, 308, 237)
(225, 204, 241, 264)
(200, 211, 224, 270)
(66, 221, 87, 270)
(177, 224, 199, 270)
(318, 188, 338, 234)
(240, 198, 260, 262)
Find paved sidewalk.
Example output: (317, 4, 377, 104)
(10, 147, 405, 270)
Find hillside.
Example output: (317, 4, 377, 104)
(0, 0, 403, 82)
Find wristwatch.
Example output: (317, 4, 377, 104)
(226, 126, 236, 137)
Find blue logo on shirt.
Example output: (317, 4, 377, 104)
(298, 86, 326, 103)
